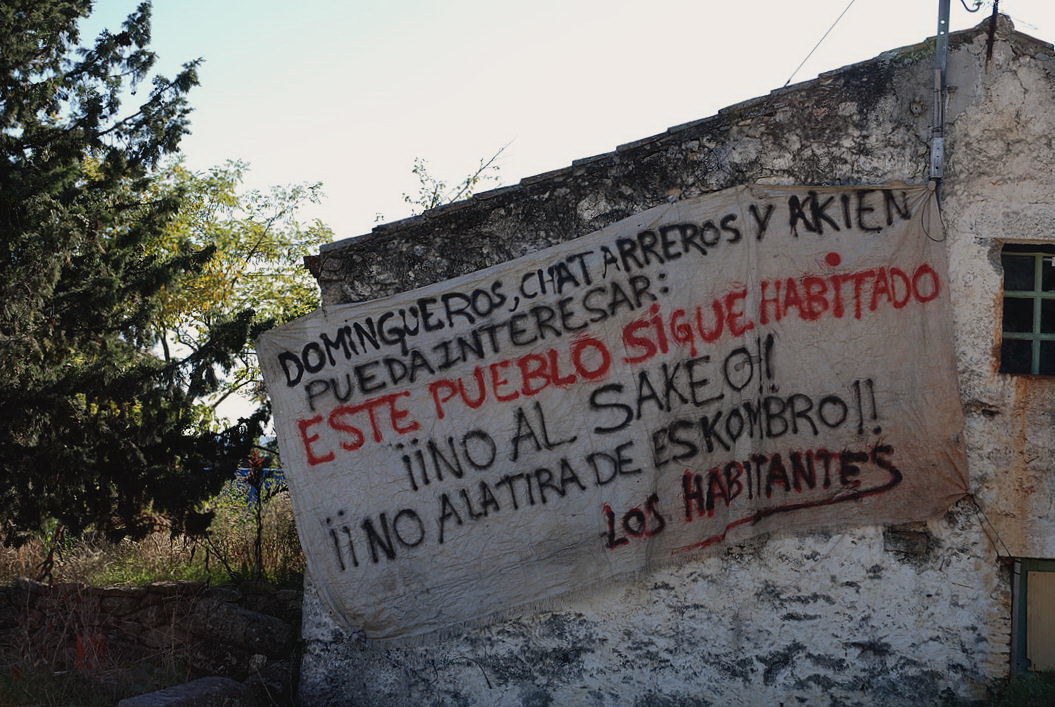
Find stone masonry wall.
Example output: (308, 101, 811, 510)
(301, 17, 1055, 705)
(0, 578, 300, 701)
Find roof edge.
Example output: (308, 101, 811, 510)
(321, 14, 1049, 254)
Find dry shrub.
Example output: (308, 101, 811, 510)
(199, 482, 304, 586)
(0, 481, 304, 588)
(0, 540, 46, 583)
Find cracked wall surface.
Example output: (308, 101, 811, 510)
(299, 17, 1055, 705)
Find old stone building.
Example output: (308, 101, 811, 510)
(298, 16, 1055, 704)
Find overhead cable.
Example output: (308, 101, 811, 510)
(783, 0, 859, 88)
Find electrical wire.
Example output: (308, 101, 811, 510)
(967, 494, 1014, 558)
(921, 188, 948, 242)
(783, 0, 859, 88)
(960, 0, 983, 12)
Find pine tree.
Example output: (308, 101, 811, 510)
(0, 1, 266, 548)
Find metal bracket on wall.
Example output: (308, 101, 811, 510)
(930, 0, 950, 182)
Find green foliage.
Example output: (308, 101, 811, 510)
(199, 477, 302, 586)
(150, 159, 332, 413)
(0, 1, 267, 547)
(398, 143, 508, 216)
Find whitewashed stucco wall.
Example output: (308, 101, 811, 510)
(943, 31, 1055, 562)
(297, 18, 1054, 705)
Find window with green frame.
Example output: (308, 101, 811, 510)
(1000, 244, 1055, 375)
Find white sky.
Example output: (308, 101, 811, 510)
(85, 0, 1055, 242)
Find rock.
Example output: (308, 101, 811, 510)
(116, 676, 250, 706)
(128, 601, 183, 629)
(206, 585, 242, 604)
(140, 624, 194, 650)
(99, 587, 148, 616)
(14, 577, 48, 596)
(185, 641, 247, 677)
(101, 594, 145, 616)
(186, 598, 293, 656)
(245, 659, 293, 706)
(147, 581, 205, 597)
(97, 586, 149, 598)
(98, 586, 150, 616)
(273, 589, 299, 604)
(237, 581, 276, 596)
(237, 582, 286, 619)
(0, 588, 22, 630)
(52, 581, 87, 596)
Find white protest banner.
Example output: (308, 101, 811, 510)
(257, 183, 968, 641)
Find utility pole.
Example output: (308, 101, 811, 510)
(930, 0, 951, 187)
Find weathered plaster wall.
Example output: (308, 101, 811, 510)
(942, 28, 1055, 560)
(300, 17, 1055, 705)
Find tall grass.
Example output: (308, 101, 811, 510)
(0, 481, 304, 588)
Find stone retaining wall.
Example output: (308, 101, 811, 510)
(0, 578, 299, 703)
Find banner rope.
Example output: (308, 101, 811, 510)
(966, 493, 1014, 558)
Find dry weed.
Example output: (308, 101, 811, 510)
(0, 481, 304, 588)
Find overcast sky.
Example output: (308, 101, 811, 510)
(84, 0, 1055, 239)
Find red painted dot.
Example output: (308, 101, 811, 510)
(825, 252, 842, 267)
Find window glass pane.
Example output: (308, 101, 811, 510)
(1003, 253, 1036, 291)
(1043, 300, 1055, 334)
(1041, 342, 1055, 376)
(1001, 339, 1033, 374)
(1043, 257, 1055, 292)
(1003, 297, 1034, 333)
